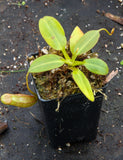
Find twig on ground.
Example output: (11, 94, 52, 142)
(104, 12, 123, 25)
(104, 69, 118, 84)
(29, 112, 44, 126)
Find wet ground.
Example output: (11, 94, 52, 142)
(0, 0, 123, 160)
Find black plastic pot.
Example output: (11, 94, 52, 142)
(28, 52, 106, 148)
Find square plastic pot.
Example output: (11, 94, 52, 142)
(28, 52, 106, 148)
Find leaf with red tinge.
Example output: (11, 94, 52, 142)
(70, 26, 84, 54)
(39, 16, 67, 50)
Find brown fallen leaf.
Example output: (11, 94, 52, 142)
(0, 117, 8, 134)
(104, 69, 118, 84)
(104, 12, 123, 25)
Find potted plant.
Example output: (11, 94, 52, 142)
(1, 16, 115, 148)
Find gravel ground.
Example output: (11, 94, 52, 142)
(0, 0, 123, 160)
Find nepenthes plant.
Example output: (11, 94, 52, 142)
(1, 16, 114, 107)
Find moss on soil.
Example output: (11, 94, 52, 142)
(28, 45, 106, 100)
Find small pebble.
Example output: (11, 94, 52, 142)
(13, 57, 16, 61)
(44, 2, 48, 6)
(56, 13, 59, 16)
(12, 49, 15, 52)
(66, 143, 71, 147)
(120, 33, 123, 36)
(58, 147, 62, 151)
(3, 53, 6, 56)
(119, 140, 122, 143)
(31, 81, 33, 85)
(13, 65, 17, 69)
(0, 144, 4, 149)
(5, 49, 8, 51)
(41, 48, 48, 54)
(105, 44, 108, 48)
(116, 46, 121, 49)
(8, 25, 11, 29)
(117, 92, 122, 96)
(18, 55, 21, 59)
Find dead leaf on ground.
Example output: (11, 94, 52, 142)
(104, 12, 123, 25)
(104, 69, 118, 84)
(0, 117, 8, 134)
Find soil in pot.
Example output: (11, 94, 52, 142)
(28, 45, 106, 101)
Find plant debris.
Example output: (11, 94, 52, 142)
(29, 112, 44, 125)
(104, 12, 123, 25)
(0, 117, 8, 134)
(104, 69, 118, 84)
(96, 10, 123, 25)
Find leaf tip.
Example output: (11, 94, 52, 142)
(87, 93, 95, 102)
(111, 28, 115, 35)
(90, 96, 95, 102)
(1, 94, 12, 105)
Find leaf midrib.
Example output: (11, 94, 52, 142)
(75, 30, 99, 55)
(44, 19, 65, 50)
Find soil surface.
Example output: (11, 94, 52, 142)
(0, 0, 123, 160)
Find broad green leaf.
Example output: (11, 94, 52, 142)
(74, 30, 100, 57)
(72, 68, 94, 102)
(28, 54, 64, 73)
(70, 26, 84, 54)
(39, 16, 67, 50)
(83, 58, 109, 75)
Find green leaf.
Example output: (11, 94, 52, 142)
(74, 30, 100, 57)
(83, 58, 109, 75)
(70, 26, 84, 54)
(72, 68, 94, 102)
(120, 60, 123, 65)
(39, 16, 67, 50)
(28, 54, 64, 73)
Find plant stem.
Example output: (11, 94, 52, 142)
(26, 72, 37, 97)
(71, 47, 80, 63)
(62, 48, 71, 60)
(72, 61, 84, 66)
(72, 54, 77, 63)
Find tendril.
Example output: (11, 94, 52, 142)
(99, 28, 115, 36)
(26, 72, 37, 97)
